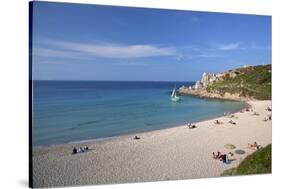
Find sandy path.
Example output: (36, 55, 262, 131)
(32, 100, 272, 188)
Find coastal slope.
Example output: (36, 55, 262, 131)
(178, 64, 271, 101)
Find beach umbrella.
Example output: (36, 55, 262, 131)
(224, 144, 236, 149)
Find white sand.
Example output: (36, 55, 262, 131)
(33, 100, 272, 188)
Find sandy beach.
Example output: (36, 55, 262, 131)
(33, 100, 272, 188)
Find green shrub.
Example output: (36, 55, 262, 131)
(222, 144, 272, 176)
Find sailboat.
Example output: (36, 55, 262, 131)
(170, 87, 180, 102)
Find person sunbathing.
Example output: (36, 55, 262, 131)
(79, 147, 85, 153)
(214, 120, 223, 124)
(248, 142, 261, 150)
(213, 152, 229, 163)
(189, 124, 197, 129)
(134, 136, 141, 140)
(227, 152, 235, 161)
(83, 146, 89, 151)
(212, 152, 221, 159)
(253, 112, 260, 116)
(228, 120, 236, 125)
(268, 115, 272, 120)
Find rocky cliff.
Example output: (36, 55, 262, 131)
(178, 64, 271, 101)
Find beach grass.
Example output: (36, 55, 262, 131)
(222, 144, 272, 176)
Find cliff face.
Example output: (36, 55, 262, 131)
(178, 64, 271, 101)
(193, 72, 224, 89)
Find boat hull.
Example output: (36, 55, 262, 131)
(170, 96, 180, 102)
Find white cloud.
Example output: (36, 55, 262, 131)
(36, 38, 259, 64)
(36, 39, 176, 59)
(33, 47, 87, 60)
(217, 42, 240, 50)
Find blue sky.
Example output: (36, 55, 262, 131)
(32, 1, 271, 81)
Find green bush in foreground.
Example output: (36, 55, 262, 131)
(222, 144, 271, 176)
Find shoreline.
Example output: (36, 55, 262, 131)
(33, 99, 248, 149)
(33, 100, 271, 188)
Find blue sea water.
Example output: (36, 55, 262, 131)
(32, 81, 246, 146)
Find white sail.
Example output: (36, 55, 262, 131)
(171, 88, 175, 97)
(170, 86, 180, 102)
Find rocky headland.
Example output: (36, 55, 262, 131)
(178, 64, 271, 101)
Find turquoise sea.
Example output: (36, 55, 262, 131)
(32, 81, 246, 146)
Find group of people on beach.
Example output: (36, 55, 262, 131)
(264, 106, 272, 121)
(263, 115, 272, 121)
(213, 142, 262, 164)
(242, 105, 272, 122)
(212, 152, 235, 164)
(214, 119, 236, 125)
(72, 146, 90, 154)
(190, 103, 272, 129)
(211, 104, 268, 165)
(245, 106, 254, 112)
(213, 141, 262, 163)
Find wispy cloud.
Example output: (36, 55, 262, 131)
(35, 39, 176, 59)
(217, 42, 241, 50)
(33, 47, 86, 60)
(35, 38, 269, 65)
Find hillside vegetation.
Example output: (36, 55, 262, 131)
(206, 64, 271, 100)
(222, 144, 272, 176)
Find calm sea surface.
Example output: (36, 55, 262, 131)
(32, 81, 246, 146)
